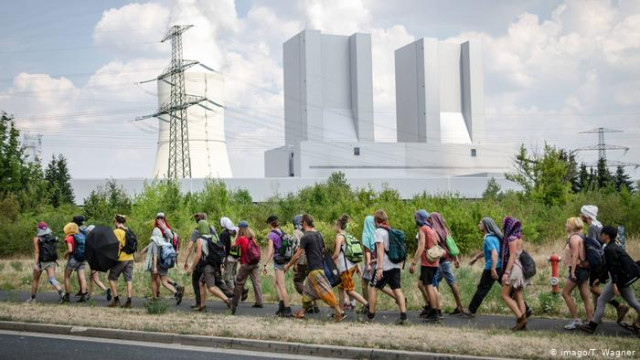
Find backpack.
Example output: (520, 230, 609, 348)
(342, 233, 363, 263)
(581, 234, 604, 271)
(323, 253, 342, 287)
(73, 233, 86, 262)
(38, 234, 58, 263)
(121, 228, 138, 255)
(272, 230, 294, 265)
(519, 250, 536, 279)
(445, 234, 460, 257)
(203, 234, 226, 267)
(158, 242, 177, 269)
(170, 233, 180, 252)
(245, 237, 261, 265)
(384, 228, 407, 264)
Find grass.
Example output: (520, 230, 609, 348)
(1, 237, 638, 322)
(0, 302, 637, 359)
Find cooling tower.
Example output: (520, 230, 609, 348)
(153, 71, 232, 178)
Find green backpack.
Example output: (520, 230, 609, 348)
(445, 234, 460, 257)
(342, 233, 363, 263)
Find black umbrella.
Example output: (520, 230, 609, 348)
(85, 225, 120, 272)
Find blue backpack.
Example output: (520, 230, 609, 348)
(159, 242, 177, 269)
(73, 233, 86, 262)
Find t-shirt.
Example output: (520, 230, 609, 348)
(64, 235, 75, 254)
(374, 228, 401, 271)
(190, 226, 217, 243)
(420, 225, 439, 267)
(234, 236, 251, 265)
(300, 230, 325, 271)
(267, 229, 283, 251)
(336, 233, 356, 273)
(483, 234, 502, 270)
(199, 237, 210, 258)
(114, 228, 133, 262)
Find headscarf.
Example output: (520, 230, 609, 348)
(361, 215, 376, 251)
(63, 222, 79, 237)
(429, 212, 449, 242)
(414, 209, 430, 227)
(481, 217, 503, 240)
(580, 205, 602, 229)
(501, 216, 522, 267)
(197, 219, 211, 236)
(220, 217, 238, 232)
(36, 222, 52, 237)
(293, 214, 303, 230)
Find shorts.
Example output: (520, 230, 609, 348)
(420, 265, 437, 286)
(66, 258, 87, 271)
(200, 264, 219, 289)
(370, 268, 401, 290)
(273, 262, 286, 271)
(338, 266, 357, 291)
(153, 266, 169, 277)
(361, 265, 373, 281)
(433, 260, 456, 287)
(109, 261, 134, 282)
(38, 261, 57, 271)
(567, 266, 590, 285)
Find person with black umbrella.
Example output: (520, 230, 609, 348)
(84, 225, 112, 302)
(108, 215, 135, 308)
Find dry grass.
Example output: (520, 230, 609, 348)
(0, 302, 636, 359)
(1, 239, 638, 320)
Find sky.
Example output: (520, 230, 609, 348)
(1, 0, 639, 179)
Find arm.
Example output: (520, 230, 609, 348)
(501, 241, 518, 284)
(568, 235, 581, 278)
(183, 241, 195, 270)
(284, 248, 304, 272)
(469, 251, 483, 266)
(364, 248, 372, 272)
(375, 242, 385, 279)
(332, 234, 343, 261)
(410, 230, 426, 274)
(188, 241, 202, 275)
(263, 239, 275, 275)
(64, 240, 73, 259)
(490, 249, 498, 279)
(33, 237, 40, 270)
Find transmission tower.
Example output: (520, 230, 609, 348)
(572, 127, 639, 168)
(137, 25, 221, 178)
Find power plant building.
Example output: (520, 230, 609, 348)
(265, 30, 509, 178)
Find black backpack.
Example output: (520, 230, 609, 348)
(203, 234, 226, 267)
(121, 228, 138, 255)
(519, 250, 537, 279)
(38, 234, 58, 262)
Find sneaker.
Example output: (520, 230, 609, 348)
(525, 307, 533, 318)
(193, 305, 207, 312)
(424, 309, 441, 323)
(396, 317, 408, 325)
(448, 307, 463, 316)
(357, 303, 370, 315)
(460, 308, 475, 318)
(419, 305, 431, 318)
(252, 303, 264, 308)
(108, 299, 120, 308)
(106, 288, 112, 302)
(25, 297, 36, 304)
(438, 309, 444, 320)
(175, 290, 184, 306)
(122, 300, 132, 309)
(310, 306, 321, 314)
(564, 319, 582, 330)
(77, 293, 88, 303)
(579, 322, 597, 334)
(617, 304, 630, 324)
(278, 307, 293, 318)
(241, 288, 249, 302)
(60, 294, 70, 304)
(190, 304, 200, 309)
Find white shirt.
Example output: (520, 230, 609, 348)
(374, 228, 401, 271)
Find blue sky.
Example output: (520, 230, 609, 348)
(1, 0, 639, 181)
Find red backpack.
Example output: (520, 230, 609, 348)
(245, 237, 261, 265)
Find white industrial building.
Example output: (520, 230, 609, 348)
(265, 30, 510, 178)
(153, 71, 232, 178)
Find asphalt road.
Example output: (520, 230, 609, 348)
(0, 330, 337, 360)
(0, 289, 637, 338)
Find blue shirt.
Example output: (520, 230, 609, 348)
(483, 234, 502, 270)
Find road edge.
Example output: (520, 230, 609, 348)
(0, 320, 509, 360)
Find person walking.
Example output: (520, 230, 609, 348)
(263, 215, 293, 317)
(187, 219, 232, 311)
(500, 216, 529, 331)
(367, 210, 408, 325)
(429, 212, 464, 315)
(332, 214, 369, 313)
(580, 205, 629, 323)
(580, 226, 640, 334)
(409, 210, 440, 322)
(291, 214, 319, 313)
(145, 222, 184, 305)
(108, 215, 135, 308)
(26, 222, 64, 303)
(284, 214, 346, 321)
(219, 217, 239, 293)
(562, 217, 594, 330)
(61, 222, 88, 304)
(84, 225, 111, 301)
(462, 217, 503, 318)
(230, 221, 263, 314)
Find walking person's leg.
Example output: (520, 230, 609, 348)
(30, 268, 42, 299)
(468, 270, 496, 315)
(249, 265, 263, 306)
(578, 281, 594, 322)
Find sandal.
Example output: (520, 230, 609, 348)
(193, 305, 207, 312)
(294, 310, 306, 319)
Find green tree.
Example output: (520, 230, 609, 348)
(44, 154, 75, 207)
(596, 157, 613, 190)
(482, 177, 502, 200)
(614, 165, 634, 193)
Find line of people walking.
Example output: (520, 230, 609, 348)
(27, 206, 639, 333)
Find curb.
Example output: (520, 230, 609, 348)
(0, 320, 506, 360)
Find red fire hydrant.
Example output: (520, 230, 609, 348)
(549, 253, 561, 294)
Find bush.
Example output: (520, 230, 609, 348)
(144, 298, 169, 314)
